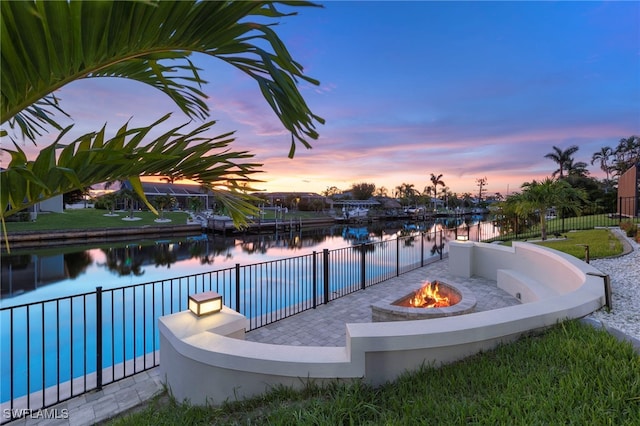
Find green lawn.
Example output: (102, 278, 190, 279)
(107, 227, 638, 424)
(3, 209, 191, 232)
(502, 228, 624, 260)
(109, 320, 640, 425)
(3, 208, 331, 233)
(546, 213, 629, 229)
(486, 213, 639, 243)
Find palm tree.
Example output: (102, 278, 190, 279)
(476, 177, 488, 203)
(160, 176, 177, 185)
(0, 1, 323, 243)
(374, 187, 389, 198)
(395, 183, 417, 207)
(152, 194, 176, 220)
(429, 173, 445, 210)
(439, 186, 450, 210)
(544, 145, 579, 179)
(119, 189, 141, 219)
(515, 177, 587, 240)
(565, 158, 589, 178)
(100, 192, 119, 216)
(613, 136, 640, 176)
(188, 197, 204, 214)
(591, 146, 614, 191)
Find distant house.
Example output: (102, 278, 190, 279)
(376, 197, 402, 210)
(256, 191, 326, 207)
(617, 163, 639, 217)
(35, 195, 64, 214)
(120, 180, 214, 211)
(0, 166, 63, 217)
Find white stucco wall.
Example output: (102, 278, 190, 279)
(160, 241, 606, 406)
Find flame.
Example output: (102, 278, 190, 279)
(408, 281, 451, 308)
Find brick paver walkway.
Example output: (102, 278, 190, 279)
(17, 258, 518, 425)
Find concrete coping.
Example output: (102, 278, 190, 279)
(159, 241, 607, 405)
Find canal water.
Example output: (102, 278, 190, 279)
(1, 217, 493, 308)
(1, 216, 498, 403)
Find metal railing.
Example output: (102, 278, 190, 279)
(1, 228, 448, 422)
(480, 197, 638, 242)
(2, 200, 638, 422)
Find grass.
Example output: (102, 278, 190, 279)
(108, 320, 640, 425)
(105, 227, 636, 424)
(485, 213, 639, 243)
(13, 210, 631, 423)
(546, 213, 631, 230)
(502, 228, 624, 260)
(2, 208, 329, 233)
(3, 209, 191, 232)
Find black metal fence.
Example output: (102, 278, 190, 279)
(0, 228, 449, 422)
(2, 200, 638, 422)
(478, 196, 638, 242)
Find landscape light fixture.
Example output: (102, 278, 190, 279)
(456, 235, 469, 241)
(188, 291, 223, 316)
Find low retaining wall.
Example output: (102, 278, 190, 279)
(2, 224, 202, 249)
(159, 241, 606, 405)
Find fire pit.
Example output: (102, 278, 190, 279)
(371, 280, 477, 322)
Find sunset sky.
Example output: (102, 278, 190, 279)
(5, 1, 640, 197)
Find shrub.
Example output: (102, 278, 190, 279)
(620, 221, 638, 237)
(619, 221, 640, 242)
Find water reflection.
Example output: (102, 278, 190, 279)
(100, 246, 146, 277)
(65, 251, 93, 278)
(1, 217, 497, 303)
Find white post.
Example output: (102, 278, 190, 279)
(449, 241, 474, 278)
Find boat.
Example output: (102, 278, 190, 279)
(342, 206, 369, 219)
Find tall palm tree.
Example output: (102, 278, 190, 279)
(544, 145, 579, 179)
(591, 146, 614, 188)
(429, 173, 445, 210)
(476, 176, 488, 203)
(0, 1, 323, 241)
(565, 158, 589, 178)
(439, 186, 450, 210)
(613, 136, 640, 176)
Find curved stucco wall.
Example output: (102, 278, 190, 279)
(160, 242, 606, 405)
(465, 241, 586, 292)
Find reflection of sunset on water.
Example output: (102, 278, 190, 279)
(0, 217, 499, 308)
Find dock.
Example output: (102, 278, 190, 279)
(205, 216, 336, 234)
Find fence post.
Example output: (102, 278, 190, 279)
(360, 245, 366, 290)
(396, 237, 400, 277)
(618, 197, 622, 222)
(440, 229, 443, 260)
(312, 251, 317, 309)
(235, 264, 241, 312)
(323, 249, 330, 304)
(420, 232, 425, 267)
(95, 286, 103, 391)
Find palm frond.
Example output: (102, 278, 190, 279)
(0, 115, 262, 225)
(1, 0, 323, 153)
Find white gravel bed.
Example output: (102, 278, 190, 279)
(588, 228, 640, 342)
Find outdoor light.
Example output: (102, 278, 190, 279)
(456, 235, 469, 241)
(188, 291, 223, 316)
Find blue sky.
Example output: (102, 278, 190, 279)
(7, 1, 640, 197)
